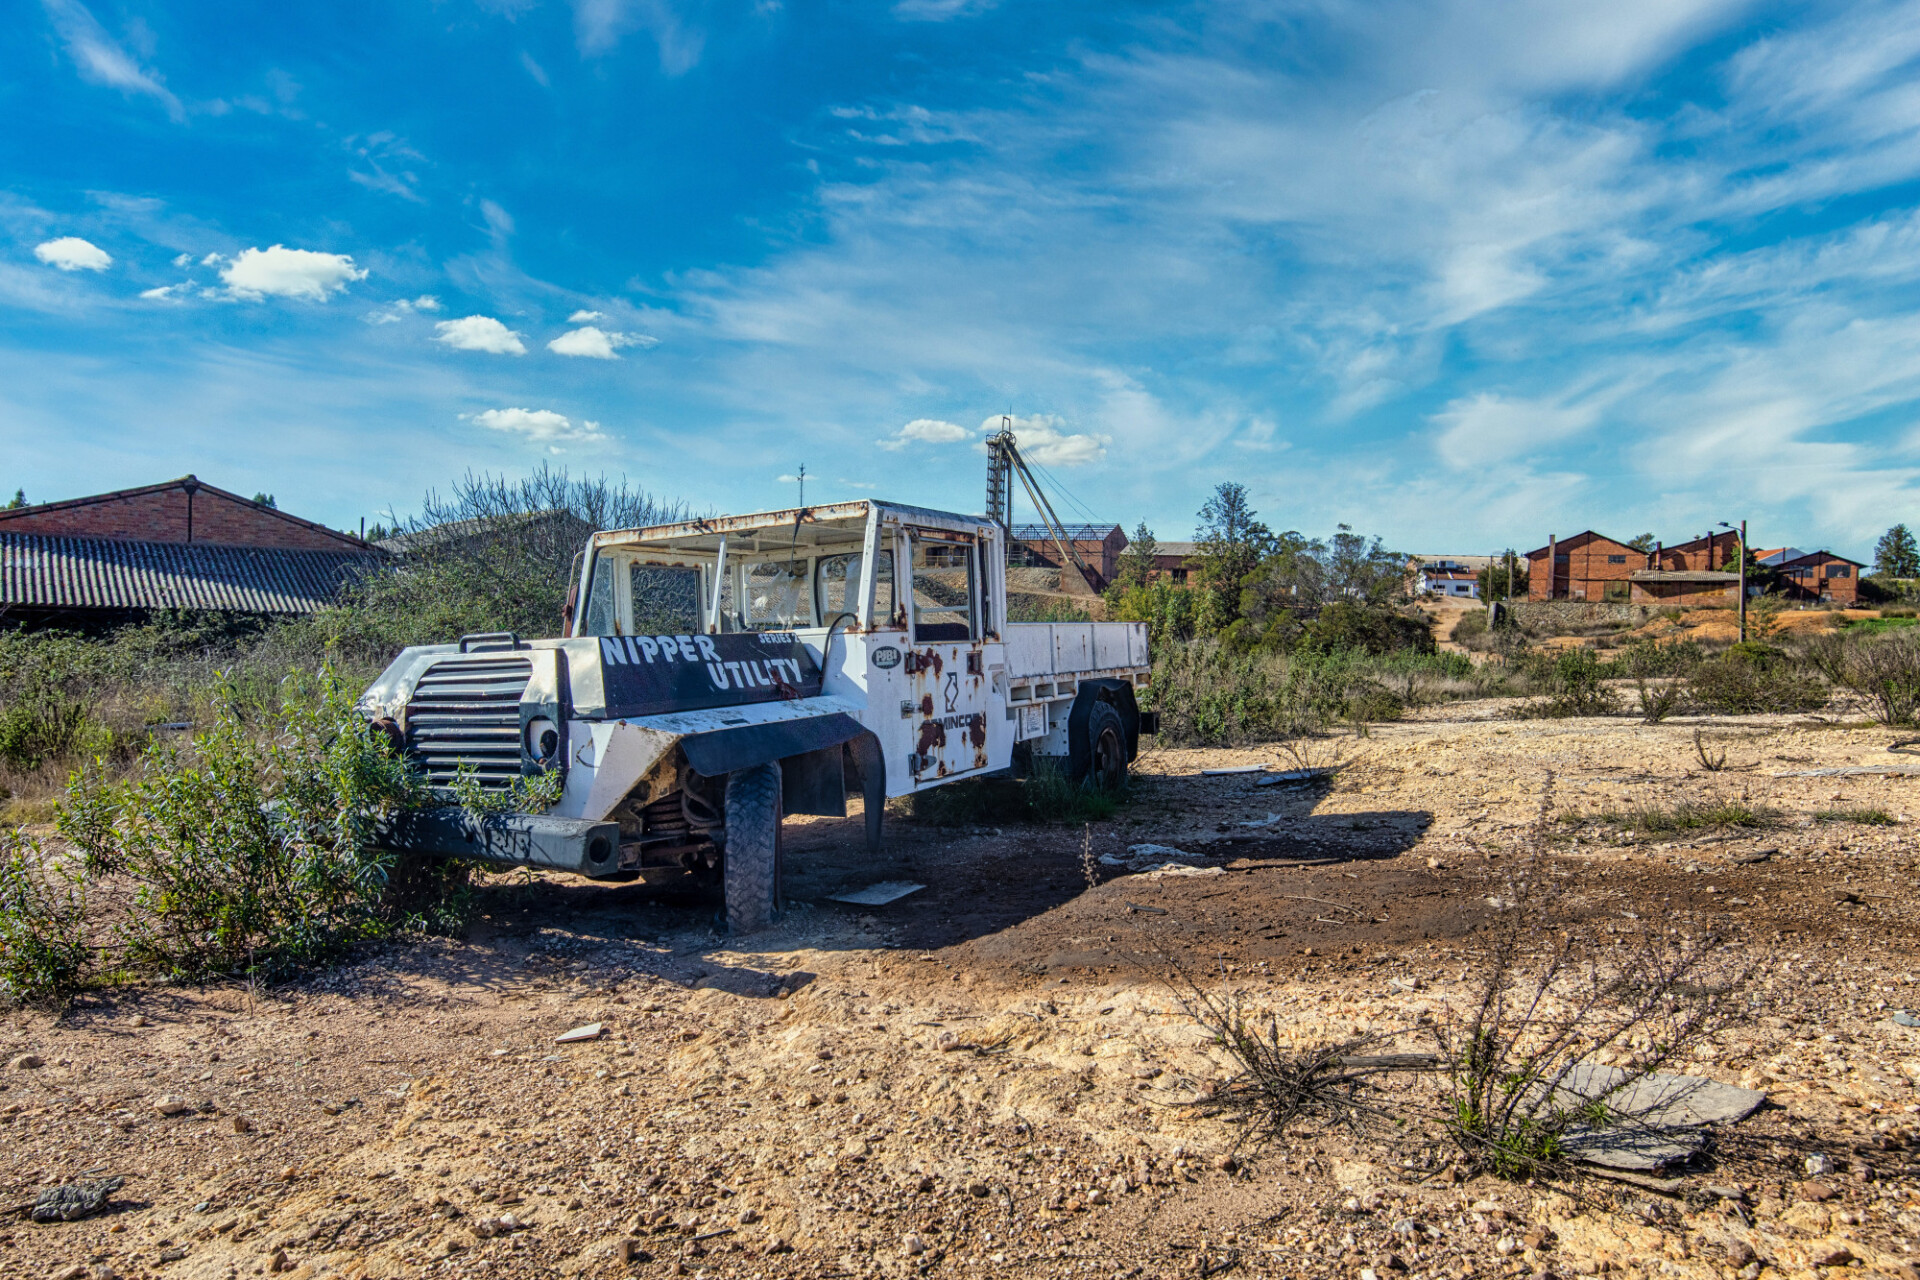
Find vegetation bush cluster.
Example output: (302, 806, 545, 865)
(0, 670, 563, 1002)
(1147, 641, 1485, 744)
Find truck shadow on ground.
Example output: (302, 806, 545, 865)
(455, 802, 1436, 994)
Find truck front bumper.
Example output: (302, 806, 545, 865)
(376, 809, 625, 878)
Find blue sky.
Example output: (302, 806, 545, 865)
(7, 0, 1920, 558)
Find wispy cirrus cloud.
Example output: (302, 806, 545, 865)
(569, 0, 703, 72)
(41, 0, 184, 121)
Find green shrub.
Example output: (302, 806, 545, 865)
(56, 667, 449, 981)
(0, 633, 118, 772)
(1148, 640, 1492, 743)
(1297, 602, 1435, 656)
(1612, 638, 1704, 678)
(1687, 647, 1829, 715)
(1813, 807, 1897, 826)
(1806, 630, 1920, 724)
(1511, 649, 1617, 718)
(0, 832, 91, 1004)
(1576, 799, 1781, 835)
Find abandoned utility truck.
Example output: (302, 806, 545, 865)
(357, 500, 1155, 932)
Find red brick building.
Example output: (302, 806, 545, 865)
(0, 476, 380, 628)
(0, 476, 365, 551)
(1009, 523, 1128, 588)
(1656, 532, 1742, 573)
(1775, 550, 1864, 605)
(1147, 540, 1197, 584)
(1525, 531, 1648, 602)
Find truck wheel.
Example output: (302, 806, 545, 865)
(1074, 701, 1128, 791)
(723, 763, 782, 935)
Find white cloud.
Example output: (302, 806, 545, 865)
(876, 418, 970, 450)
(568, 309, 605, 323)
(33, 237, 112, 272)
(364, 295, 445, 325)
(434, 315, 528, 355)
(139, 284, 180, 301)
(220, 245, 368, 302)
(200, 252, 225, 266)
(170, 252, 191, 268)
(547, 325, 654, 359)
(41, 0, 184, 121)
(464, 408, 606, 443)
(976, 413, 1108, 467)
(1429, 394, 1601, 471)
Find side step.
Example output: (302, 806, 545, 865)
(376, 809, 624, 878)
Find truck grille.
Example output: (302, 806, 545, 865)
(405, 655, 532, 789)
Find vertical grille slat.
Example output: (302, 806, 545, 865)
(404, 655, 533, 791)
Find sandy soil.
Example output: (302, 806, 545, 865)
(3, 709, 1919, 1280)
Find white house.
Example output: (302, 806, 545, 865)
(1413, 558, 1485, 599)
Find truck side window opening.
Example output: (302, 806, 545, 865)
(630, 564, 702, 634)
(817, 551, 896, 623)
(910, 533, 975, 642)
(745, 561, 811, 629)
(582, 554, 618, 635)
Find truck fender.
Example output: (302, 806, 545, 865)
(1067, 679, 1142, 773)
(678, 712, 868, 778)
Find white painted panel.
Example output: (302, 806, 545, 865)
(1054, 624, 1093, 673)
(1130, 622, 1149, 666)
(1004, 624, 1055, 679)
(1093, 623, 1129, 670)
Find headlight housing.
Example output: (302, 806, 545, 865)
(525, 716, 560, 762)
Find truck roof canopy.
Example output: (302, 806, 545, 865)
(590, 500, 993, 556)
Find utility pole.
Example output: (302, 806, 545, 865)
(1739, 519, 1747, 643)
(1720, 519, 1748, 642)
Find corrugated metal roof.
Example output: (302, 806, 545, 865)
(1009, 523, 1122, 543)
(1, 532, 383, 614)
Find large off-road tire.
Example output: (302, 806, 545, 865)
(723, 763, 782, 935)
(1072, 701, 1128, 791)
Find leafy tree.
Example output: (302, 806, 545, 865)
(252, 492, 277, 509)
(1627, 533, 1656, 553)
(1113, 521, 1158, 590)
(1875, 524, 1920, 579)
(4, 489, 25, 510)
(303, 464, 685, 650)
(1191, 483, 1273, 628)
(1478, 555, 1529, 600)
(1321, 524, 1407, 606)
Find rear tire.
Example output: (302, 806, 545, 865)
(1076, 701, 1128, 791)
(723, 763, 782, 935)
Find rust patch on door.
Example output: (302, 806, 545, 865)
(919, 694, 934, 716)
(915, 718, 948, 757)
(967, 713, 987, 749)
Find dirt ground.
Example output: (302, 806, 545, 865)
(4, 706, 1920, 1280)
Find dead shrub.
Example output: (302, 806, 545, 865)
(1166, 773, 1759, 1183)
